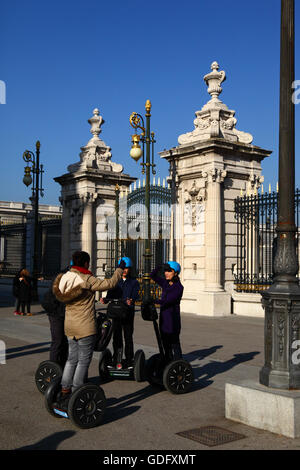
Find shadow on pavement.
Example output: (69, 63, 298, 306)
(6, 342, 50, 360)
(15, 431, 76, 450)
(88, 375, 162, 425)
(184, 345, 223, 363)
(192, 351, 260, 390)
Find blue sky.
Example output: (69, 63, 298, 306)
(1, 0, 299, 205)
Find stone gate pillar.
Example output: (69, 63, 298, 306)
(81, 192, 97, 259)
(160, 61, 272, 316)
(204, 168, 227, 292)
(59, 196, 71, 269)
(55, 108, 135, 276)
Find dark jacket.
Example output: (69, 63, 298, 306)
(13, 275, 32, 302)
(42, 282, 65, 319)
(106, 276, 140, 312)
(150, 266, 183, 335)
(12, 274, 21, 298)
(42, 268, 71, 318)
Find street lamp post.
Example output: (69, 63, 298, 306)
(22, 140, 44, 299)
(129, 100, 156, 304)
(115, 183, 120, 269)
(259, 0, 300, 389)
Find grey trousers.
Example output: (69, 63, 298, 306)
(61, 334, 96, 392)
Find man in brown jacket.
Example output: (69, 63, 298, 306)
(53, 250, 125, 399)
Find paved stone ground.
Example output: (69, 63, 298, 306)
(1, 282, 300, 452)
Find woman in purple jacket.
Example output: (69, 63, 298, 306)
(150, 261, 184, 362)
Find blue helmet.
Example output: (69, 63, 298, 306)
(118, 257, 133, 268)
(165, 261, 181, 274)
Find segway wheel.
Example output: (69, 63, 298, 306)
(98, 348, 112, 382)
(67, 383, 106, 429)
(35, 360, 63, 395)
(162, 360, 194, 395)
(44, 377, 65, 418)
(133, 349, 146, 382)
(145, 354, 164, 388)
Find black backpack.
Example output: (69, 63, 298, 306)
(106, 299, 130, 321)
(141, 301, 158, 321)
(41, 287, 65, 317)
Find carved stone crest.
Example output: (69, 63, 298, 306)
(184, 180, 206, 229)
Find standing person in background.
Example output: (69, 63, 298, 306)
(12, 269, 22, 315)
(150, 261, 184, 362)
(100, 257, 140, 367)
(13, 269, 33, 316)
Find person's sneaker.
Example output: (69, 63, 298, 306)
(13, 311, 21, 315)
(26, 313, 33, 316)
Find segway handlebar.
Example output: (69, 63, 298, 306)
(141, 300, 166, 361)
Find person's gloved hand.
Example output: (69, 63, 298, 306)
(118, 259, 126, 270)
(162, 263, 170, 271)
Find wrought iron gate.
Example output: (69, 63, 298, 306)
(106, 182, 171, 299)
(234, 188, 300, 293)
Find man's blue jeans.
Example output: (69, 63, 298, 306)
(61, 335, 96, 392)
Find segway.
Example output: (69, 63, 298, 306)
(42, 311, 114, 428)
(44, 377, 106, 429)
(35, 360, 63, 395)
(98, 299, 146, 382)
(141, 301, 194, 394)
(35, 310, 113, 395)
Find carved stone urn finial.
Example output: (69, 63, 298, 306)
(178, 61, 253, 145)
(67, 107, 123, 173)
(203, 61, 226, 103)
(88, 108, 104, 140)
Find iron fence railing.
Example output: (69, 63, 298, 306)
(234, 188, 300, 293)
(0, 218, 62, 278)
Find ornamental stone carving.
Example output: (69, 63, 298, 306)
(82, 192, 98, 205)
(184, 179, 206, 203)
(70, 204, 83, 235)
(68, 108, 123, 174)
(248, 172, 264, 191)
(184, 179, 206, 229)
(202, 168, 227, 184)
(178, 61, 253, 146)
